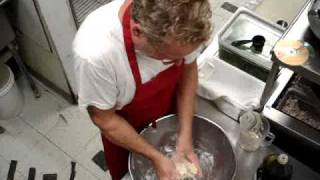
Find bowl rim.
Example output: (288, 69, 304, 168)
(128, 113, 237, 180)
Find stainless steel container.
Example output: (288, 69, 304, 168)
(217, 8, 284, 81)
(129, 114, 236, 180)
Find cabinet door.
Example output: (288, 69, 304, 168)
(0, 8, 15, 50)
(10, 0, 52, 52)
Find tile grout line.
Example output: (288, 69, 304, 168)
(18, 95, 103, 178)
(76, 159, 107, 180)
(0, 152, 27, 179)
(17, 117, 78, 164)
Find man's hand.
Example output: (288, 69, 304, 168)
(152, 154, 179, 180)
(175, 137, 203, 177)
(175, 60, 200, 175)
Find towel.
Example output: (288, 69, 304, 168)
(197, 54, 265, 120)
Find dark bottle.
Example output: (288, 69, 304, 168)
(257, 153, 293, 180)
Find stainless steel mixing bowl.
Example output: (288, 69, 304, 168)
(129, 114, 236, 180)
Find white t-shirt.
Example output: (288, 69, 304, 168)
(73, 0, 201, 110)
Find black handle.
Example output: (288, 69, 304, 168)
(231, 39, 252, 47)
(69, 161, 76, 180)
(28, 168, 36, 180)
(7, 160, 17, 180)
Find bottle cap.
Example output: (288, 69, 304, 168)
(277, 154, 289, 165)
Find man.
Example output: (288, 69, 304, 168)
(73, 0, 212, 179)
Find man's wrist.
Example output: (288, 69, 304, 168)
(178, 127, 192, 141)
(146, 149, 163, 162)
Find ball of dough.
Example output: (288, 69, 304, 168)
(175, 159, 198, 179)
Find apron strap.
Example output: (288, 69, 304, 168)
(122, 4, 142, 87)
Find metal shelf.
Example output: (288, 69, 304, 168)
(273, 0, 320, 86)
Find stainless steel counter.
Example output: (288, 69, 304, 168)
(195, 97, 320, 180)
(257, 0, 320, 172)
(274, 0, 320, 86)
(122, 97, 320, 180)
(260, 0, 320, 107)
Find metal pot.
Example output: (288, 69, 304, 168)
(129, 114, 236, 180)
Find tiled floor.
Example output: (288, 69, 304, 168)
(0, 76, 106, 180)
(0, 0, 264, 179)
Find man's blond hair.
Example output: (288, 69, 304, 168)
(132, 0, 212, 46)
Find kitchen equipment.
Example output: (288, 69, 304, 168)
(218, 7, 284, 71)
(69, 0, 113, 28)
(308, 0, 320, 40)
(276, 20, 289, 29)
(273, 40, 310, 66)
(129, 114, 236, 180)
(218, 7, 284, 81)
(276, 75, 320, 130)
(238, 111, 275, 151)
(0, 3, 40, 98)
(231, 35, 266, 53)
(261, 2, 320, 172)
(255, 0, 308, 26)
(0, 64, 23, 120)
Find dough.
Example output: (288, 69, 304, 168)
(175, 159, 198, 179)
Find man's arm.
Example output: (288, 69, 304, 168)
(87, 106, 178, 179)
(175, 60, 202, 174)
(176, 61, 198, 144)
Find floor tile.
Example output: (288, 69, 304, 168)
(0, 155, 27, 180)
(0, 116, 41, 144)
(0, 117, 42, 164)
(46, 105, 99, 158)
(0, 155, 10, 179)
(17, 77, 67, 136)
(60, 162, 100, 180)
(16, 137, 72, 179)
(75, 134, 111, 180)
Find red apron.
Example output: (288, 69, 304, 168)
(101, 4, 184, 180)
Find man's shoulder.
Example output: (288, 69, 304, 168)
(73, 0, 124, 62)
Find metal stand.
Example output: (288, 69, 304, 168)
(258, 62, 280, 112)
(8, 42, 41, 98)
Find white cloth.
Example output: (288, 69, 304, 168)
(73, 0, 200, 110)
(197, 37, 265, 119)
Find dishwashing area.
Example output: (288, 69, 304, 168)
(1, 0, 320, 180)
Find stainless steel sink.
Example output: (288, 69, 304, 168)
(217, 8, 284, 81)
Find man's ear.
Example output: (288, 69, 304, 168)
(131, 23, 144, 37)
